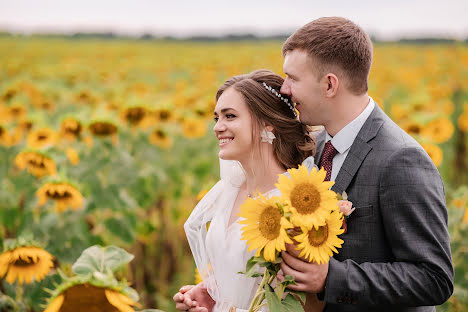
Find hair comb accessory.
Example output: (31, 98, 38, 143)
(262, 82, 297, 117)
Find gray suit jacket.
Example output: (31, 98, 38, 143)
(314, 105, 453, 312)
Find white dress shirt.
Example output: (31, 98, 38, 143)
(325, 97, 375, 181)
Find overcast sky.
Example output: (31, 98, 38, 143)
(1, 0, 467, 39)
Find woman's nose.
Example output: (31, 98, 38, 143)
(213, 119, 225, 133)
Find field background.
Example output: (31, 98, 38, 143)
(0, 37, 467, 311)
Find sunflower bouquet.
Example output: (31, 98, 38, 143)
(238, 165, 344, 312)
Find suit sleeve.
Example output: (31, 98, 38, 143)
(322, 146, 454, 306)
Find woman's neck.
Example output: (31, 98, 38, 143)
(240, 156, 285, 197)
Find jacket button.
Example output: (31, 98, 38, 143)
(337, 296, 343, 303)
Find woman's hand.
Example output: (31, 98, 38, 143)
(173, 283, 215, 312)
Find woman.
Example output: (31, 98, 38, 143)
(173, 69, 321, 312)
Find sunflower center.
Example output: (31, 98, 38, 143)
(29, 157, 46, 168)
(259, 206, 282, 240)
(46, 189, 72, 200)
(307, 224, 329, 247)
(125, 108, 146, 123)
(14, 256, 38, 266)
(89, 122, 117, 136)
(290, 183, 321, 214)
(156, 130, 166, 139)
(159, 111, 170, 121)
(62, 284, 117, 311)
(37, 134, 49, 141)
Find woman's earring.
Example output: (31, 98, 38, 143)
(261, 129, 276, 144)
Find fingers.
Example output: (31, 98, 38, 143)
(282, 249, 309, 272)
(189, 306, 208, 312)
(285, 243, 304, 259)
(175, 302, 191, 311)
(280, 258, 306, 283)
(173, 292, 184, 303)
(180, 285, 195, 294)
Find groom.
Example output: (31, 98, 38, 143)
(278, 17, 454, 311)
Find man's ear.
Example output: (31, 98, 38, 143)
(324, 73, 339, 97)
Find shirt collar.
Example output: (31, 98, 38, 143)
(325, 97, 376, 154)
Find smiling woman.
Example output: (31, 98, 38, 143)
(178, 69, 321, 312)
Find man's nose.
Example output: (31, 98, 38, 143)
(280, 79, 291, 95)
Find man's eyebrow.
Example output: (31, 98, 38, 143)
(214, 107, 237, 115)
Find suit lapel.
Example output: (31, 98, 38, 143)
(328, 105, 386, 194)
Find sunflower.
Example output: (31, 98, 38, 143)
(0, 125, 9, 146)
(0, 246, 54, 284)
(293, 210, 344, 264)
(14, 151, 57, 178)
(120, 106, 148, 127)
(44, 283, 139, 312)
(88, 121, 118, 137)
(238, 193, 293, 261)
(421, 117, 454, 143)
(149, 128, 173, 149)
(181, 118, 207, 139)
(153, 107, 174, 123)
(276, 165, 337, 229)
(26, 128, 58, 149)
(421, 143, 443, 167)
(60, 118, 83, 141)
(36, 182, 84, 213)
(458, 112, 468, 132)
(65, 148, 80, 165)
(401, 120, 423, 137)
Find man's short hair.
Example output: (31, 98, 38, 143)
(283, 17, 373, 95)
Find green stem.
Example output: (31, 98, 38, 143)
(248, 269, 270, 312)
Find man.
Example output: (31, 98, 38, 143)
(278, 17, 453, 311)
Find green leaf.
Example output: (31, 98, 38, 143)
(72, 245, 134, 275)
(282, 293, 305, 312)
(265, 284, 284, 312)
(286, 290, 307, 306)
(239, 256, 265, 277)
(104, 217, 135, 244)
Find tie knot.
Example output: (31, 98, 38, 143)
(322, 141, 338, 161)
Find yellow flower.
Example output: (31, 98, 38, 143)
(451, 198, 465, 209)
(65, 148, 80, 165)
(36, 182, 84, 213)
(458, 112, 468, 132)
(421, 117, 454, 143)
(421, 143, 443, 167)
(238, 193, 293, 261)
(181, 118, 207, 139)
(149, 128, 173, 149)
(60, 118, 83, 141)
(14, 151, 57, 178)
(120, 106, 148, 127)
(43, 284, 139, 312)
(293, 210, 344, 264)
(0, 125, 10, 146)
(153, 108, 174, 123)
(0, 246, 54, 284)
(195, 268, 203, 284)
(276, 165, 337, 229)
(196, 189, 209, 202)
(401, 120, 423, 137)
(464, 207, 468, 224)
(88, 121, 118, 137)
(27, 128, 58, 149)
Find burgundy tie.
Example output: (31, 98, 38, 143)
(319, 141, 338, 181)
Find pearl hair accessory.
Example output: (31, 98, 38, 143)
(262, 82, 297, 117)
(260, 129, 276, 144)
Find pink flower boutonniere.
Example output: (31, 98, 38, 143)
(337, 191, 355, 233)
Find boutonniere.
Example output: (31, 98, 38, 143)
(337, 191, 355, 233)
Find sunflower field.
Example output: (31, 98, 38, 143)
(0, 36, 467, 312)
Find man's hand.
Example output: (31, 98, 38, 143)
(173, 283, 215, 312)
(277, 243, 329, 293)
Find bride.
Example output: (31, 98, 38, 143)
(173, 69, 321, 312)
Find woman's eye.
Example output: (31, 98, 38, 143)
(226, 114, 236, 119)
(213, 117, 219, 122)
